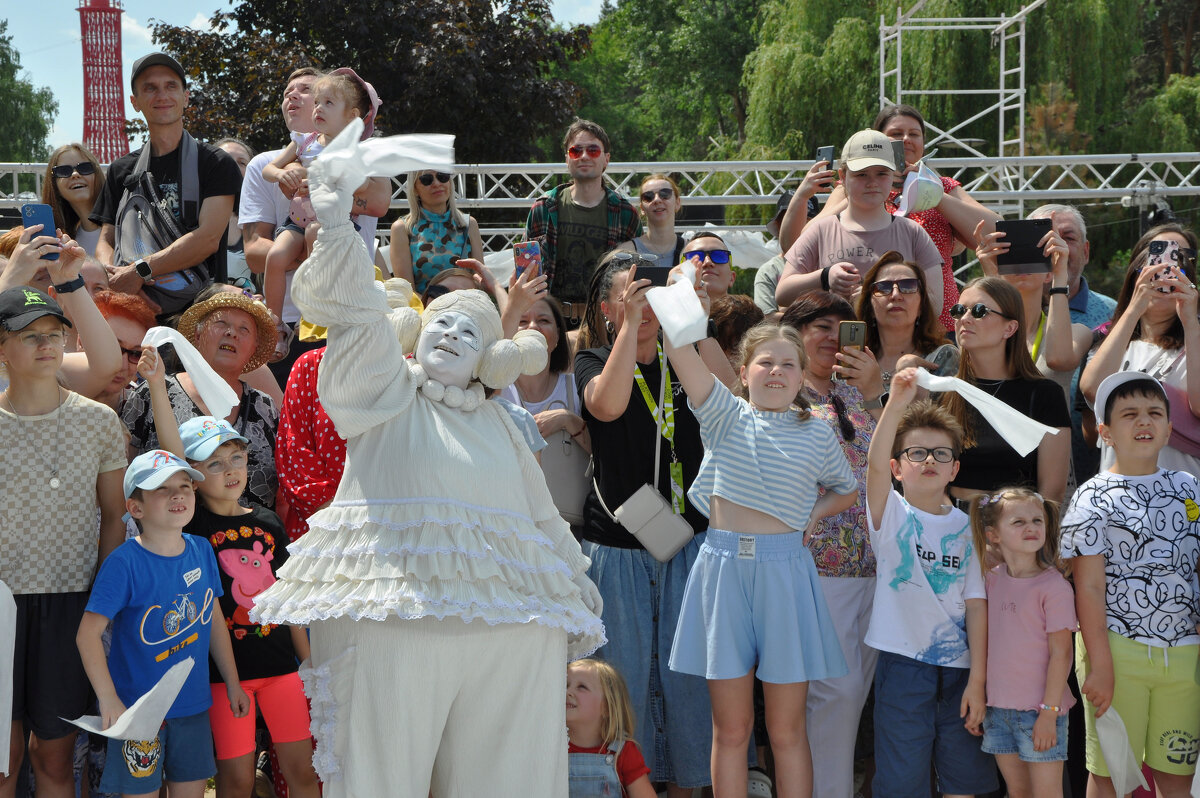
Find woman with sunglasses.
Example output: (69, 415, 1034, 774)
(943, 277, 1071, 504)
(389, 169, 483, 295)
(857, 250, 958, 390)
(41, 143, 106, 256)
(617, 174, 686, 266)
(779, 290, 886, 798)
(1080, 223, 1200, 476)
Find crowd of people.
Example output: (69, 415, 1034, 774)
(3, 47, 1200, 798)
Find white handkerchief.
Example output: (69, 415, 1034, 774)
(0, 580, 14, 775)
(141, 327, 239, 421)
(648, 261, 708, 347)
(67, 658, 195, 741)
(895, 161, 945, 216)
(915, 368, 1059, 457)
(1096, 708, 1149, 794)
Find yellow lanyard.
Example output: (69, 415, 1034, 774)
(633, 343, 685, 514)
(1030, 312, 1046, 363)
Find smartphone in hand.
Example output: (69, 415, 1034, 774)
(513, 240, 541, 278)
(816, 146, 837, 173)
(890, 140, 907, 172)
(838, 320, 867, 353)
(20, 204, 59, 261)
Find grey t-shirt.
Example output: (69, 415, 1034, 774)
(783, 214, 942, 282)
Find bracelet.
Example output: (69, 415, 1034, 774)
(820, 266, 832, 291)
(570, 427, 586, 440)
(1038, 703, 1060, 713)
(706, 319, 718, 340)
(1048, 286, 1069, 296)
(53, 275, 86, 294)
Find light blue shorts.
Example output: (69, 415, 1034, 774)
(668, 528, 849, 684)
(982, 706, 1069, 762)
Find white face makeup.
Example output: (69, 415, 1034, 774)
(415, 310, 484, 389)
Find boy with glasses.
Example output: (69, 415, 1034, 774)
(864, 368, 997, 798)
(524, 119, 640, 323)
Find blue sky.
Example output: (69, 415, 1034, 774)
(7, 0, 604, 153)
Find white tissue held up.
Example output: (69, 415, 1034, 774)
(914, 368, 1059, 457)
(895, 161, 945, 217)
(66, 658, 195, 741)
(648, 259, 709, 347)
(1095, 708, 1150, 794)
(0, 580, 14, 775)
(141, 327, 239, 421)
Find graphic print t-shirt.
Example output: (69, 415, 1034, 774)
(86, 535, 223, 718)
(187, 504, 297, 682)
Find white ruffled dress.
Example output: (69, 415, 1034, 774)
(251, 142, 603, 662)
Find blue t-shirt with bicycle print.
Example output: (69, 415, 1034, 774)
(86, 534, 224, 718)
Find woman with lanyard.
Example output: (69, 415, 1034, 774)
(574, 250, 733, 797)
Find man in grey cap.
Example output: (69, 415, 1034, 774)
(91, 52, 242, 312)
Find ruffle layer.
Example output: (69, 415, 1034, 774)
(253, 501, 605, 660)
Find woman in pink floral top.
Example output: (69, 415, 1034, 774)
(780, 291, 883, 798)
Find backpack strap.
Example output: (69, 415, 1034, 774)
(180, 131, 200, 231)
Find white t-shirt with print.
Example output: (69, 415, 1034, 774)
(865, 488, 986, 668)
(1061, 468, 1200, 647)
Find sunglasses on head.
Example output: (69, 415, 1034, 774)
(417, 172, 452, 186)
(567, 143, 604, 159)
(424, 284, 452, 300)
(871, 278, 921, 296)
(641, 187, 674, 203)
(52, 162, 97, 179)
(610, 251, 660, 267)
(949, 302, 1011, 321)
(1148, 240, 1197, 261)
(681, 248, 732, 265)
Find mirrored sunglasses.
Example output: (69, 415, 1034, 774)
(681, 248, 731, 265)
(567, 144, 603, 159)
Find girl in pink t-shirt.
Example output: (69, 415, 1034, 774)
(971, 487, 1077, 798)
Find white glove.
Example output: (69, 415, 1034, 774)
(572, 573, 603, 617)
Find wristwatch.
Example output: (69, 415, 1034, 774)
(862, 392, 888, 411)
(53, 275, 86, 294)
(132, 258, 154, 284)
(1048, 285, 1069, 296)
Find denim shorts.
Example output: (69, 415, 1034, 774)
(669, 529, 848, 684)
(873, 651, 998, 797)
(982, 706, 1069, 762)
(100, 710, 216, 793)
(582, 536, 713, 788)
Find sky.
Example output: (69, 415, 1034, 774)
(7, 0, 605, 153)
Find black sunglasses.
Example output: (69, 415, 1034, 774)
(640, 187, 674, 203)
(417, 172, 452, 186)
(424, 284, 452, 300)
(681, 248, 732, 265)
(871, 278, 921, 296)
(52, 162, 97, 179)
(949, 302, 1011, 321)
(897, 446, 956, 463)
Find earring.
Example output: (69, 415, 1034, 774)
(604, 318, 615, 335)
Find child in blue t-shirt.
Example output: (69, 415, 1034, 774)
(76, 450, 249, 796)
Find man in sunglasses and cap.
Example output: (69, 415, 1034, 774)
(524, 119, 641, 325)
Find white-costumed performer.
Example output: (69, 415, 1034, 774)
(251, 119, 605, 798)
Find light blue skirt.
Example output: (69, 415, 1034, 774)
(669, 528, 849, 684)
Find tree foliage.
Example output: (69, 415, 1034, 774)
(148, 0, 589, 163)
(0, 20, 58, 162)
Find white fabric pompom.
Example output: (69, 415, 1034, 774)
(477, 329, 547, 388)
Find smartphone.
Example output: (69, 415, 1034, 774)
(1147, 240, 1180, 291)
(815, 145, 836, 173)
(513, 240, 541, 278)
(994, 218, 1052, 274)
(20, 203, 59, 260)
(838, 320, 867, 353)
(891, 140, 907, 172)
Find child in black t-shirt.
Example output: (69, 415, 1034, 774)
(139, 349, 320, 797)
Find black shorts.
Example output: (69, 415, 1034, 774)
(12, 592, 92, 739)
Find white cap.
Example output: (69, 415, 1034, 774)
(842, 129, 898, 172)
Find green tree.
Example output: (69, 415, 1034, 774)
(0, 20, 57, 161)
(149, 0, 590, 163)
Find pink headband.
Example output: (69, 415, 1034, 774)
(331, 67, 382, 139)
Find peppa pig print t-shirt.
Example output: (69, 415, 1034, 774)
(186, 504, 298, 682)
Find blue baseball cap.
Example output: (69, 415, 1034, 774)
(179, 417, 249, 461)
(124, 450, 204, 498)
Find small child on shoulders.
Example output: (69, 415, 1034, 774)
(76, 450, 249, 797)
(1061, 371, 1200, 798)
(864, 367, 997, 798)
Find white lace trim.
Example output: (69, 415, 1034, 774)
(305, 511, 553, 547)
(298, 650, 354, 782)
(287, 540, 574, 578)
(409, 362, 485, 411)
(326, 496, 544, 526)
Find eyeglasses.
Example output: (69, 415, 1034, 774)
(949, 303, 1011, 321)
(52, 162, 97, 179)
(417, 172, 452, 187)
(16, 331, 67, 348)
(120, 346, 143, 363)
(896, 446, 956, 463)
(871, 278, 921, 296)
(829, 394, 856, 442)
(200, 452, 248, 475)
(681, 248, 732, 265)
(567, 143, 604, 159)
(641, 187, 674, 203)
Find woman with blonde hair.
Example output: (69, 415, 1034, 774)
(617, 173, 686, 265)
(389, 170, 484, 294)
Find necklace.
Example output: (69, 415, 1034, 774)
(975, 377, 1008, 398)
(4, 388, 66, 489)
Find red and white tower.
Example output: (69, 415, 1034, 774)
(77, 0, 127, 163)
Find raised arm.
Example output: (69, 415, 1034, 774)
(664, 334, 716, 407)
(137, 346, 185, 458)
(1080, 266, 1157, 403)
(1041, 221, 1083, 372)
(582, 266, 653, 422)
(866, 367, 918, 530)
(44, 235, 121, 396)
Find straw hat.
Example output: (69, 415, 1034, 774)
(177, 293, 277, 373)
